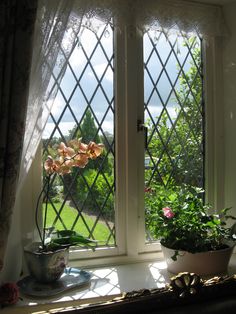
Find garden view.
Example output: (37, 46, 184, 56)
(42, 32, 203, 246)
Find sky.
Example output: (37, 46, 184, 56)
(43, 20, 198, 139)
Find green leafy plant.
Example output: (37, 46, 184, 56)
(145, 184, 236, 259)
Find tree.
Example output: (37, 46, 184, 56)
(69, 109, 101, 144)
(100, 131, 114, 152)
(146, 37, 203, 189)
(63, 109, 113, 216)
(145, 37, 204, 240)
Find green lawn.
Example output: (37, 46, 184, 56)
(43, 202, 114, 246)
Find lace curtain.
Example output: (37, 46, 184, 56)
(19, 0, 226, 190)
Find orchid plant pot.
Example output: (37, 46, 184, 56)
(24, 242, 69, 283)
(24, 139, 103, 283)
(161, 242, 235, 276)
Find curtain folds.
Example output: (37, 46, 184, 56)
(20, 0, 78, 185)
(0, 0, 38, 273)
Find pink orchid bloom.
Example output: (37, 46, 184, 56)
(162, 207, 175, 219)
(87, 142, 104, 159)
(79, 142, 88, 153)
(44, 156, 59, 174)
(73, 153, 89, 168)
(44, 139, 104, 175)
(57, 159, 73, 174)
(58, 142, 75, 157)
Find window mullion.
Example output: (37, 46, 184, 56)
(124, 25, 145, 257)
(203, 38, 224, 210)
(114, 23, 127, 255)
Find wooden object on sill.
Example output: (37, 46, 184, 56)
(47, 272, 236, 313)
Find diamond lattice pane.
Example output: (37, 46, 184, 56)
(43, 18, 115, 247)
(144, 31, 204, 242)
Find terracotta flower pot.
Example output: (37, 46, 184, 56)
(24, 242, 69, 283)
(161, 243, 235, 276)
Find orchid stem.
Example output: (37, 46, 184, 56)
(42, 175, 51, 249)
(35, 181, 46, 246)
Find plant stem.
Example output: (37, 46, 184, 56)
(35, 182, 46, 246)
(42, 175, 51, 249)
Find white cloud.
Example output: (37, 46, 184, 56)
(42, 95, 67, 127)
(145, 105, 178, 121)
(43, 122, 76, 139)
(100, 120, 113, 134)
(69, 47, 85, 68)
(88, 63, 113, 82)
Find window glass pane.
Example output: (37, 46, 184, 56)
(42, 18, 115, 247)
(144, 31, 204, 242)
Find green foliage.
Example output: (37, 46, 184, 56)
(146, 37, 203, 188)
(64, 110, 113, 200)
(76, 169, 114, 219)
(100, 131, 114, 151)
(42, 109, 114, 244)
(80, 109, 101, 143)
(45, 230, 97, 252)
(145, 37, 206, 246)
(47, 176, 63, 202)
(69, 109, 101, 144)
(145, 184, 236, 253)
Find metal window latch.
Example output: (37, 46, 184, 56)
(137, 120, 148, 150)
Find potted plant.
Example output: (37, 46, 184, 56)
(24, 139, 104, 283)
(145, 185, 236, 275)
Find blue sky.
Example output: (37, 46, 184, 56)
(43, 21, 197, 139)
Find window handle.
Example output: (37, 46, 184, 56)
(137, 120, 148, 150)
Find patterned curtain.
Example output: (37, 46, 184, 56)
(0, 0, 38, 272)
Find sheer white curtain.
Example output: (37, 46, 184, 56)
(19, 0, 78, 187)
(20, 0, 226, 189)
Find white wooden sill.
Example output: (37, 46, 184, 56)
(2, 254, 236, 314)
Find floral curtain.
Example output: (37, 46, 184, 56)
(0, 0, 38, 273)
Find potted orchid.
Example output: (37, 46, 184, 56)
(145, 185, 236, 275)
(24, 138, 104, 283)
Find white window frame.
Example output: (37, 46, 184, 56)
(23, 28, 224, 268)
(204, 37, 225, 212)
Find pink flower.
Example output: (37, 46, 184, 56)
(44, 156, 59, 174)
(73, 153, 89, 168)
(162, 207, 175, 219)
(86, 142, 104, 159)
(58, 142, 75, 157)
(0, 283, 19, 306)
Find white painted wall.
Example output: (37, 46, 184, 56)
(223, 3, 236, 216)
